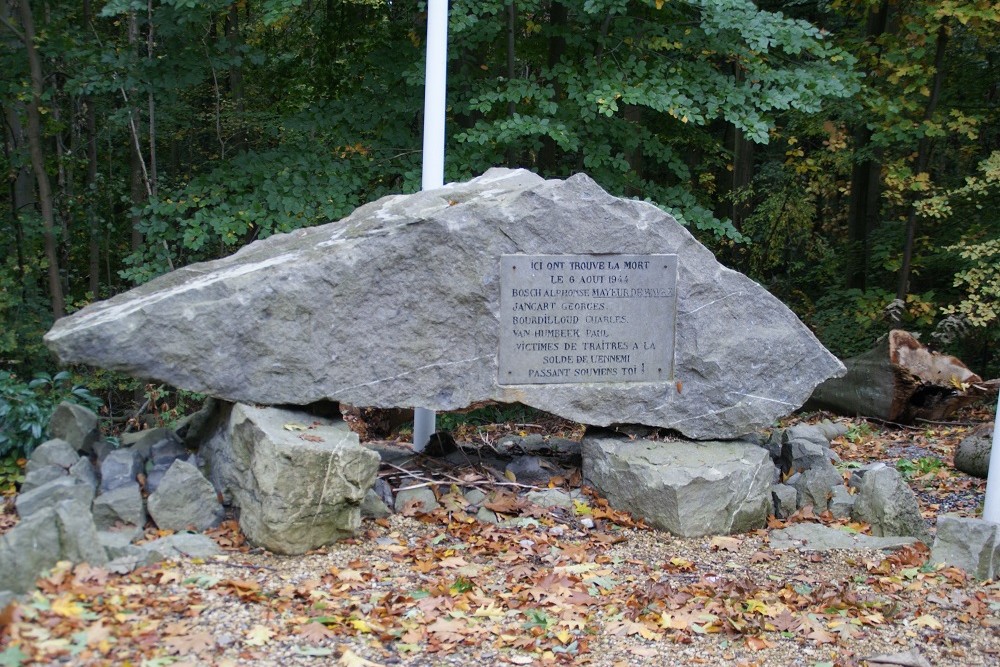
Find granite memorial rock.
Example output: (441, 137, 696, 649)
(45, 169, 843, 439)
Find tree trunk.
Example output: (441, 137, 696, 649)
(846, 0, 891, 291)
(896, 24, 948, 300)
(82, 0, 99, 296)
(226, 2, 245, 151)
(537, 1, 567, 174)
(808, 330, 997, 423)
(505, 1, 516, 166)
(128, 11, 145, 252)
(18, 0, 64, 318)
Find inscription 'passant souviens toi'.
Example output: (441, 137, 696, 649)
(498, 254, 678, 385)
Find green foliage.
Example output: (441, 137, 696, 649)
(0, 452, 25, 495)
(896, 456, 945, 479)
(436, 404, 540, 433)
(0, 371, 102, 458)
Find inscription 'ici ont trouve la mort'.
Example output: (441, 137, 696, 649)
(498, 254, 678, 384)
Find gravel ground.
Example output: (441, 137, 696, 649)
(3, 414, 1000, 666)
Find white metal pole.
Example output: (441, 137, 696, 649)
(982, 392, 1000, 523)
(413, 0, 449, 451)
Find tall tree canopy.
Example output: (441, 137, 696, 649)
(0, 0, 996, 378)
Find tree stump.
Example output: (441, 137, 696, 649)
(807, 330, 998, 423)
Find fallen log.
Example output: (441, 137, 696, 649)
(807, 330, 999, 423)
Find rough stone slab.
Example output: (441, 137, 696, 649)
(15, 477, 95, 520)
(144, 533, 221, 560)
(44, 169, 844, 440)
(771, 523, 918, 552)
(100, 448, 144, 492)
(0, 508, 62, 593)
(851, 466, 931, 544)
(147, 459, 224, 531)
(582, 433, 773, 536)
(26, 438, 79, 471)
(93, 482, 147, 530)
(930, 515, 1000, 580)
(360, 489, 391, 519)
(212, 404, 380, 554)
(47, 402, 99, 454)
(771, 484, 797, 519)
(394, 487, 440, 514)
(790, 462, 843, 511)
(54, 499, 108, 566)
(953, 423, 992, 479)
(20, 465, 67, 493)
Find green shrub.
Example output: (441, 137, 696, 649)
(0, 370, 102, 458)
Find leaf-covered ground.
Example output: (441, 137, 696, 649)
(2, 409, 999, 667)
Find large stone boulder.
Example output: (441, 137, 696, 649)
(953, 423, 992, 479)
(851, 465, 930, 544)
(582, 432, 773, 536)
(147, 459, 224, 531)
(205, 403, 379, 555)
(930, 515, 1000, 580)
(44, 169, 843, 440)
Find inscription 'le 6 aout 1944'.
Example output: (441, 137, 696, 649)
(498, 254, 678, 385)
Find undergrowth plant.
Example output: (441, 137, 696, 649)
(0, 370, 102, 458)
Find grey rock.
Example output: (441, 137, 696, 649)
(207, 404, 379, 555)
(20, 465, 67, 493)
(144, 533, 222, 560)
(15, 477, 95, 520)
(505, 456, 550, 485)
(0, 591, 14, 609)
(814, 420, 849, 442)
(174, 398, 224, 448)
(360, 489, 391, 519)
(98, 528, 146, 554)
(144, 467, 167, 494)
(790, 461, 843, 511)
(361, 441, 416, 466)
(0, 507, 62, 593)
(47, 402, 100, 454)
(69, 458, 98, 492)
(373, 477, 394, 508)
(139, 428, 186, 465)
(45, 169, 843, 440)
(771, 484, 797, 519)
(583, 434, 773, 536)
(464, 488, 487, 506)
(53, 499, 108, 566)
(829, 485, 855, 519)
(851, 466, 930, 543)
(92, 439, 115, 464)
(475, 507, 500, 524)
(782, 439, 836, 475)
(782, 424, 832, 448)
(26, 438, 79, 471)
(848, 461, 887, 489)
(147, 459, 224, 532)
(92, 482, 147, 530)
(525, 488, 574, 509)
(771, 523, 918, 552)
(953, 423, 993, 479)
(0, 499, 108, 594)
(394, 487, 440, 514)
(100, 448, 144, 492)
(930, 515, 1000, 580)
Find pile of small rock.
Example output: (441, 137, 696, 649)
(2, 400, 998, 610)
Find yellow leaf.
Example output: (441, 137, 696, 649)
(283, 422, 307, 431)
(913, 614, 943, 630)
(244, 624, 274, 646)
(655, 0, 665, 8)
(51, 594, 85, 619)
(555, 629, 573, 644)
(350, 618, 373, 633)
(338, 647, 386, 666)
(473, 603, 506, 620)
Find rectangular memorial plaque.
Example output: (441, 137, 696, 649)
(498, 254, 677, 384)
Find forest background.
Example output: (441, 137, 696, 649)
(0, 0, 998, 458)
